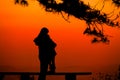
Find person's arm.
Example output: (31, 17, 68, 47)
(34, 37, 40, 46)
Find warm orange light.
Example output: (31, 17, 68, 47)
(0, 0, 120, 72)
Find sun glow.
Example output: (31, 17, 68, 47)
(0, 0, 120, 72)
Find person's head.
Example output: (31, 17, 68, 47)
(40, 27, 49, 34)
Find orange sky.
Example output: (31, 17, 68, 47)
(0, 0, 120, 72)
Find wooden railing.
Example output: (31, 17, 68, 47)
(0, 72, 92, 80)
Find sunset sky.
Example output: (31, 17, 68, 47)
(0, 0, 120, 73)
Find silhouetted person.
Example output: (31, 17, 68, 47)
(48, 39, 56, 73)
(34, 27, 57, 80)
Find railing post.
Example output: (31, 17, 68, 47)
(0, 74, 4, 80)
(20, 74, 30, 80)
(65, 74, 76, 80)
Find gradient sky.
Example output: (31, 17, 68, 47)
(0, 0, 120, 72)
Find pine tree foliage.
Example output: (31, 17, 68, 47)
(14, 0, 120, 44)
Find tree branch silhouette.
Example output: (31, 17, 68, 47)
(14, 0, 120, 44)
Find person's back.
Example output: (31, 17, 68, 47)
(34, 27, 51, 59)
(34, 27, 51, 80)
(34, 27, 57, 80)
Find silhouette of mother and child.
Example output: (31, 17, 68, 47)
(34, 27, 57, 80)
